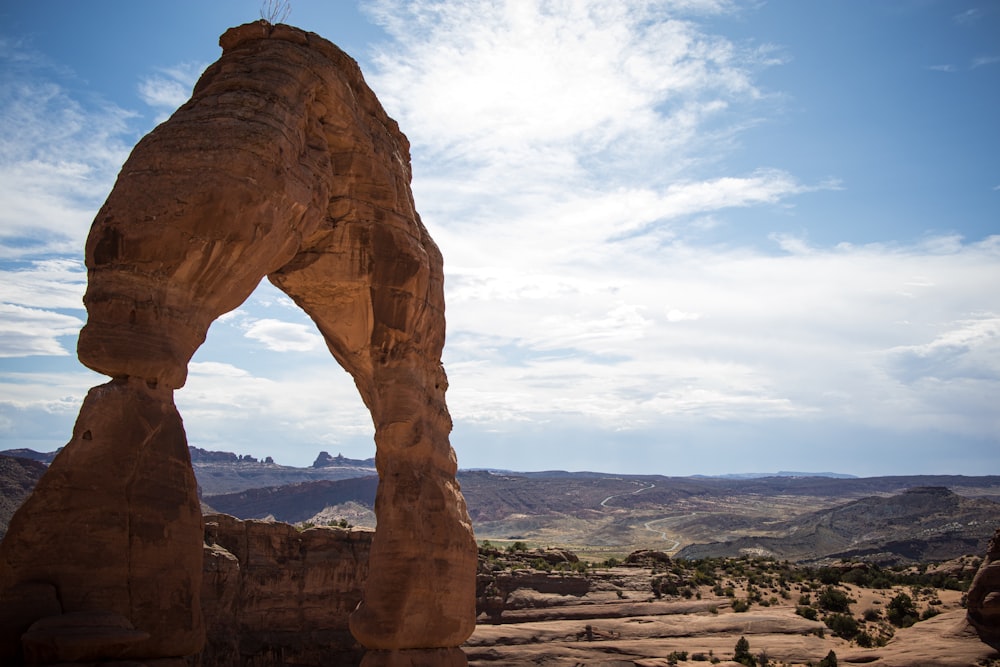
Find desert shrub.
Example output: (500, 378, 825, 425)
(856, 630, 876, 648)
(732, 598, 751, 613)
(818, 650, 838, 667)
(531, 558, 552, 571)
(691, 653, 709, 661)
(825, 612, 860, 639)
(708, 604, 719, 614)
(921, 606, 941, 621)
(862, 607, 881, 622)
(734, 636, 757, 666)
(819, 586, 851, 613)
(507, 541, 527, 553)
(887, 592, 918, 627)
(799, 593, 812, 606)
(818, 568, 842, 585)
(796, 605, 818, 620)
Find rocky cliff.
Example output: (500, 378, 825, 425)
(201, 513, 372, 666)
(0, 19, 475, 664)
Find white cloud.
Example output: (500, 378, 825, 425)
(0, 258, 86, 309)
(0, 303, 83, 357)
(0, 55, 137, 257)
(241, 318, 325, 352)
(137, 61, 205, 117)
(176, 356, 374, 463)
(368, 0, 774, 193)
(441, 235, 1000, 441)
(356, 0, 1000, 454)
(971, 55, 1000, 69)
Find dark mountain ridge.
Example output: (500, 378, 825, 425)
(0, 455, 48, 539)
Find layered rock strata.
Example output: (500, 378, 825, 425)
(0, 19, 476, 661)
(201, 514, 372, 666)
(967, 527, 1000, 644)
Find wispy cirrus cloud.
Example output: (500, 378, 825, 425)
(358, 0, 1000, 468)
(137, 61, 205, 120)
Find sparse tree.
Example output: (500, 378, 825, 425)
(734, 636, 757, 666)
(260, 0, 291, 24)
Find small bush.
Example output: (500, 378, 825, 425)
(734, 636, 757, 666)
(825, 612, 860, 640)
(887, 592, 919, 627)
(733, 598, 751, 613)
(819, 586, 852, 613)
(921, 606, 941, 621)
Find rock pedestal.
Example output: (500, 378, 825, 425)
(0, 379, 203, 661)
(0, 20, 476, 660)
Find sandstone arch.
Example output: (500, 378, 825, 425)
(0, 22, 476, 662)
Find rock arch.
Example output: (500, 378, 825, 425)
(0, 22, 476, 662)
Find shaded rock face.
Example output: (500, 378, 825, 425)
(0, 378, 203, 661)
(200, 513, 372, 666)
(0, 19, 476, 660)
(967, 527, 1000, 644)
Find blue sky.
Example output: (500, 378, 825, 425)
(0, 0, 997, 476)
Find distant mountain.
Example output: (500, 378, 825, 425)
(0, 454, 48, 540)
(0, 448, 59, 464)
(675, 486, 999, 564)
(312, 450, 375, 469)
(206, 476, 378, 523)
(190, 447, 376, 495)
(692, 471, 858, 480)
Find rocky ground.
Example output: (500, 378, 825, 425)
(466, 547, 1000, 666)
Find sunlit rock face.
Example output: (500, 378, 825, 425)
(0, 20, 476, 661)
(967, 527, 1000, 643)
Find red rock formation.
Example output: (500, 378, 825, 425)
(0, 20, 476, 662)
(967, 527, 1000, 644)
(200, 513, 372, 666)
(0, 378, 203, 662)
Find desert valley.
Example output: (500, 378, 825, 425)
(3, 446, 999, 666)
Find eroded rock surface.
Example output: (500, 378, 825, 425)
(0, 378, 204, 662)
(0, 19, 475, 660)
(967, 527, 1000, 644)
(201, 513, 372, 666)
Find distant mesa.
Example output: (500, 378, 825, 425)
(312, 450, 375, 469)
(693, 470, 859, 480)
(189, 446, 273, 465)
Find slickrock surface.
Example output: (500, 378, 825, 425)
(968, 526, 1000, 644)
(0, 19, 475, 661)
(201, 513, 372, 666)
